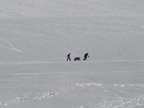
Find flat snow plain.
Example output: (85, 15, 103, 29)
(0, 0, 144, 108)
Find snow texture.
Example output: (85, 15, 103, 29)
(0, 0, 144, 108)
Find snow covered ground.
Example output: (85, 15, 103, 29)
(1, 61, 144, 108)
(0, 0, 144, 108)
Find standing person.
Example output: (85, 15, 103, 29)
(67, 53, 71, 61)
(83, 53, 89, 60)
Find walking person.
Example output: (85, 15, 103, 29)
(67, 53, 71, 61)
(83, 53, 89, 60)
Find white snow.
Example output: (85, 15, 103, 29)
(0, 0, 144, 108)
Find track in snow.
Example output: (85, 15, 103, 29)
(0, 59, 144, 65)
(0, 83, 144, 108)
(76, 83, 144, 108)
(0, 38, 22, 53)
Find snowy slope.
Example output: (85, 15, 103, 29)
(0, 0, 144, 62)
(1, 61, 144, 108)
(0, 0, 144, 108)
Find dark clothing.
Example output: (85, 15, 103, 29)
(67, 53, 71, 61)
(67, 57, 71, 61)
(84, 53, 89, 60)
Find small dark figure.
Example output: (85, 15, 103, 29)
(67, 53, 71, 61)
(74, 57, 81, 61)
(83, 53, 89, 60)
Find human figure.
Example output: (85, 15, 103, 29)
(83, 53, 89, 60)
(67, 53, 71, 61)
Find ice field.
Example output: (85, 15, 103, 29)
(0, 0, 144, 108)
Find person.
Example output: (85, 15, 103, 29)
(83, 53, 89, 60)
(67, 53, 71, 61)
